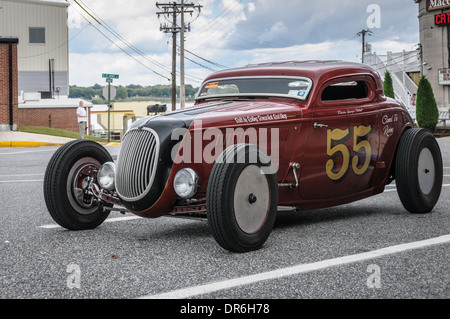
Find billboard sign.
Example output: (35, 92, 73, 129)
(427, 0, 450, 11)
(438, 69, 450, 85)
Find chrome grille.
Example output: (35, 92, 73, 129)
(115, 128, 160, 201)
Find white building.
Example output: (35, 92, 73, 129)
(415, 0, 450, 110)
(0, 0, 69, 98)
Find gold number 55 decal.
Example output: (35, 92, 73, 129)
(326, 125, 373, 182)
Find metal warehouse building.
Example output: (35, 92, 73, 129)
(0, 0, 93, 134)
(0, 0, 69, 98)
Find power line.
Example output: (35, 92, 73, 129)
(68, 2, 172, 81)
(183, 47, 228, 69)
(73, 0, 173, 76)
(180, 50, 217, 72)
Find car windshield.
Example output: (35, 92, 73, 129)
(196, 76, 313, 101)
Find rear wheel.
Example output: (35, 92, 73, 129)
(395, 128, 443, 214)
(44, 140, 113, 229)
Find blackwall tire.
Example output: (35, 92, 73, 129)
(395, 128, 443, 214)
(43, 140, 113, 229)
(207, 145, 278, 253)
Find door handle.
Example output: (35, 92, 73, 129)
(313, 122, 328, 129)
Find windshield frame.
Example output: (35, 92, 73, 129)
(195, 75, 314, 102)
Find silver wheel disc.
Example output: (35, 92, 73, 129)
(233, 165, 270, 234)
(418, 147, 435, 195)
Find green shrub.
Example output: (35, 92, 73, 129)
(383, 70, 395, 99)
(416, 76, 439, 132)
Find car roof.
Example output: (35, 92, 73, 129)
(202, 60, 381, 86)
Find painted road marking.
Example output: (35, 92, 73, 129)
(0, 149, 57, 155)
(37, 184, 450, 227)
(139, 234, 450, 299)
(0, 173, 44, 177)
(0, 179, 43, 183)
(384, 183, 450, 192)
(39, 215, 143, 229)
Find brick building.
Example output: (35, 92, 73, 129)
(0, 36, 18, 131)
(0, 0, 92, 134)
(19, 98, 92, 132)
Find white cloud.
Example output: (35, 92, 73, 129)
(66, 0, 420, 87)
(258, 21, 288, 44)
(247, 2, 256, 13)
(69, 52, 173, 87)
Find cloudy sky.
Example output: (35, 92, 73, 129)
(64, 0, 420, 88)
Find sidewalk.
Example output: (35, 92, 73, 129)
(0, 131, 76, 147)
(0, 131, 121, 147)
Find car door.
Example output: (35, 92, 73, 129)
(299, 75, 380, 201)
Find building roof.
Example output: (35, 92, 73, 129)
(19, 98, 93, 109)
(0, 35, 19, 43)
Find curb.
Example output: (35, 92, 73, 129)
(0, 141, 64, 148)
(0, 141, 120, 148)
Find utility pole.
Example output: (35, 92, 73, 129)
(180, 0, 186, 110)
(156, 1, 201, 110)
(417, 43, 423, 76)
(357, 29, 372, 64)
(156, 2, 179, 111)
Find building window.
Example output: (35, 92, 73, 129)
(29, 27, 45, 44)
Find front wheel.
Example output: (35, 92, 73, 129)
(44, 140, 113, 229)
(207, 145, 278, 253)
(395, 128, 443, 214)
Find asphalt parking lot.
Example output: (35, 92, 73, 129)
(0, 139, 449, 304)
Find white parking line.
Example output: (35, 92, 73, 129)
(39, 215, 142, 229)
(139, 234, 450, 299)
(384, 183, 450, 192)
(0, 180, 43, 183)
(38, 184, 450, 227)
(0, 149, 56, 155)
(0, 173, 44, 177)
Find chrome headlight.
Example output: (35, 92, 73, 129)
(97, 162, 116, 191)
(173, 168, 199, 199)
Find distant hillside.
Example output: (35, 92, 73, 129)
(69, 84, 198, 103)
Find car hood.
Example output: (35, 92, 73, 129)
(132, 98, 302, 131)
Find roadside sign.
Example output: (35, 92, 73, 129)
(101, 73, 119, 143)
(103, 85, 116, 100)
(102, 73, 119, 79)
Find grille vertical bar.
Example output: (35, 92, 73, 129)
(115, 128, 160, 201)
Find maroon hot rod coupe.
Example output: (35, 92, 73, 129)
(44, 61, 443, 252)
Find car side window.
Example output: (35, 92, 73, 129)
(321, 80, 369, 101)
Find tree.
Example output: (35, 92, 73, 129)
(383, 70, 395, 99)
(116, 86, 128, 100)
(416, 75, 439, 132)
